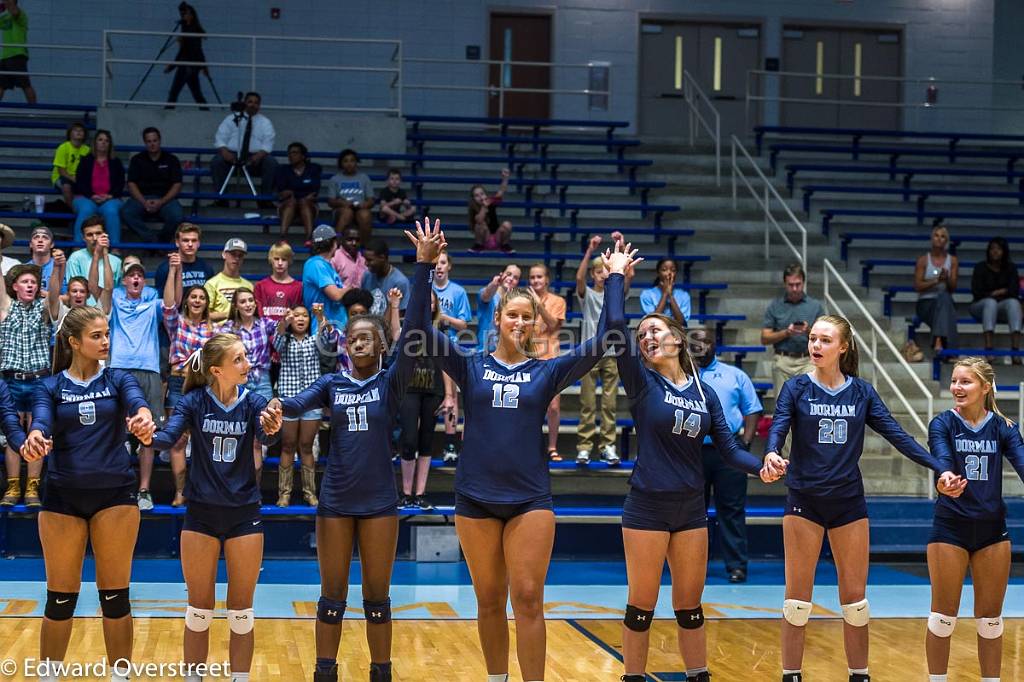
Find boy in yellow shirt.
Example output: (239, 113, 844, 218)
(51, 121, 89, 207)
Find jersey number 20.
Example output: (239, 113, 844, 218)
(491, 384, 520, 409)
(672, 410, 701, 438)
(211, 436, 238, 463)
(818, 418, 848, 445)
(965, 454, 989, 481)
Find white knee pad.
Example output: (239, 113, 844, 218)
(977, 616, 1003, 639)
(228, 608, 255, 635)
(783, 599, 813, 626)
(927, 612, 956, 638)
(841, 598, 870, 627)
(185, 606, 214, 632)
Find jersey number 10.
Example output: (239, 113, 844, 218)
(211, 436, 238, 463)
(818, 418, 848, 445)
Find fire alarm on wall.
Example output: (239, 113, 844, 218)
(270, 7, 280, 19)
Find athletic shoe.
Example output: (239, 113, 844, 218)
(602, 445, 621, 466)
(576, 449, 591, 465)
(548, 449, 563, 462)
(414, 495, 435, 512)
(782, 674, 802, 682)
(848, 674, 869, 682)
(500, 243, 516, 254)
(442, 443, 459, 464)
(728, 568, 747, 583)
(137, 489, 154, 511)
(399, 494, 415, 508)
(468, 244, 484, 254)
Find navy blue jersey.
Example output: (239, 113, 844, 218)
(0, 380, 25, 452)
(31, 368, 149, 488)
(281, 262, 433, 515)
(766, 373, 942, 496)
(427, 274, 621, 504)
(151, 387, 275, 506)
(930, 409, 1024, 521)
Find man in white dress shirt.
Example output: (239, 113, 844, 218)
(210, 91, 277, 206)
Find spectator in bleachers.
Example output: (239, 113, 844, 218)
(0, 263, 51, 507)
(398, 290, 449, 510)
(0, 223, 16, 275)
(162, 256, 216, 506)
(164, 2, 208, 109)
(47, 249, 97, 328)
(326, 148, 374, 243)
(761, 263, 824, 400)
(273, 303, 335, 507)
(476, 263, 521, 353)
(0, 0, 36, 103)
(99, 254, 164, 510)
(913, 220, 959, 356)
(467, 168, 513, 254)
(71, 129, 125, 243)
(254, 241, 303, 324)
(211, 91, 276, 206)
(154, 222, 214, 295)
(575, 236, 629, 466)
(691, 327, 763, 584)
(274, 142, 321, 243)
(302, 225, 348, 329)
(970, 237, 1022, 363)
(378, 167, 415, 224)
(221, 287, 277, 401)
(362, 238, 409, 317)
(529, 263, 567, 461)
(204, 237, 252, 322)
(330, 225, 367, 289)
(122, 127, 184, 242)
(432, 252, 471, 341)
(24, 222, 53, 289)
(67, 216, 121, 306)
(640, 257, 690, 326)
(51, 122, 90, 209)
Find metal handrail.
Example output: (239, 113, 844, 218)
(730, 134, 806, 267)
(822, 258, 935, 498)
(682, 70, 720, 186)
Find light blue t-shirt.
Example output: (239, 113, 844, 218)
(477, 292, 498, 351)
(302, 254, 346, 327)
(698, 357, 762, 445)
(433, 279, 471, 342)
(27, 257, 54, 291)
(639, 286, 691, 322)
(109, 286, 162, 373)
(362, 265, 409, 316)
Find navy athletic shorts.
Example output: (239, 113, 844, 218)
(928, 513, 1009, 554)
(784, 488, 868, 529)
(183, 500, 262, 541)
(621, 488, 708, 533)
(42, 482, 137, 519)
(454, 492, 553, 521)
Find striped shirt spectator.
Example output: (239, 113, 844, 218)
(163, 304, 216, 372)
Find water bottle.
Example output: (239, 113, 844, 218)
(34, 194, 44, 213)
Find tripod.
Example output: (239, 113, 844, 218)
(218, 111, 257, 197)
(128, 18, 223, 105)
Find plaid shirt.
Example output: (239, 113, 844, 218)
(220, 317, 277, 385)
(273, 327, 338, 398)
(0, 298, 52, 373)
(163, 305, 217, 372)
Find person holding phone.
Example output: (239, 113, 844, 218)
(761, 264, 825, 403)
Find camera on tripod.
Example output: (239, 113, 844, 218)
(230, 91, 246, 115)
(218, 91, 256, 197)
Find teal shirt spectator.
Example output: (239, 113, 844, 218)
(639, 286, 691, 322)
(477, 292, 498, 351)
(362, 265, 409, 317)
(65, 248, 122, 305)
(698, 357, 763, 445)
(109, 286, 162, 373)
(433, 279, 471, 342)
(302, 254, 346, 328)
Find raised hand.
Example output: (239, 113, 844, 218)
(20, 430, 51, 462)
(587, 235, 602, 252)
(168, 252, 182, 270)
(260, 402, 283, 436)
(387, 287, 403, 309)
(936, 471, 967, 498)
(602, 239, 643, 275)
(405, 215, 446, 263)
(51, 248, 66, 268)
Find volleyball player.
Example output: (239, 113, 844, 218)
(21, 306, 156, 682)
(420, 238, 636, 682)
(762, 315, 964, 682)
(143, 333, 283, 682)
(607, 292, 783, 682)
(925, 357, 1022, 682)
(266, 218, 442, 682)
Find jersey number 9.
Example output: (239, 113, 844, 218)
(818, 418, 848, 445)
(78, 401, 96, 426)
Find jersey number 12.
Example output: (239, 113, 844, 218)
(491, 383, 520, 409)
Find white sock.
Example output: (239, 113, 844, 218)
(232, 674, 250, 682)
(487, 676, 509, 682)
(184, 675, 201, 682)
(38, 659, 59, 682)
(111, 674, 129, 682)
(686, 668, 708, 675)
(849, 669, 868, 675)
(980, 678, 999, 682)
(929, 675, 948, 682)
(782, 671, 801, 676)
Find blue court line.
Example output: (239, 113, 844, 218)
(566, 619, 684, 682)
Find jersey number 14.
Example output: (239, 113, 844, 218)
(672, 410, 701, 438)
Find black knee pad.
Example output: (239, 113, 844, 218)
(363, 598, 391, 625)
(44, 590, 79, 621)
(623, 604, 654, 632)
(675, 605, 704, 629)
(317, 597, 346, 625)
(98, 587, 131, 619)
